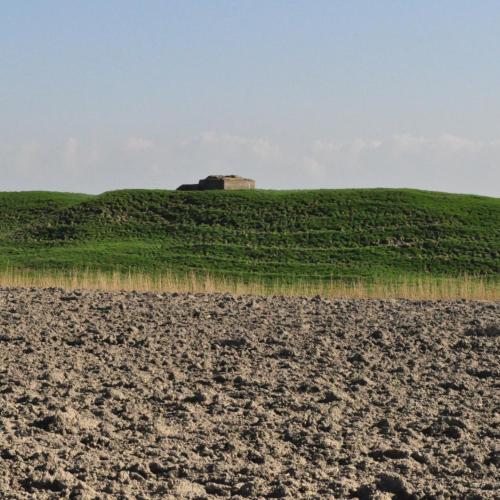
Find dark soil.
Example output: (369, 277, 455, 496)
(0, 288, 498, 499)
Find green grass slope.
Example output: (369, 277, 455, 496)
(0, 189, 498, 282)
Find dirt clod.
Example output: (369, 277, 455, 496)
(0, 288, 498, 498)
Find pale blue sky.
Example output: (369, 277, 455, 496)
(1, 1, 499, 195)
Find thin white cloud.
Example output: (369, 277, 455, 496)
(0, 133, 498, 196)
(174, 132, 284, 181)
(312, 138, 383, 157)
(185, 131, 281, 160)
(124, 137, 155, 152)
(302, 133, 500, 195)
(312, 134, 492, 159)
(389, 134, 486, 154)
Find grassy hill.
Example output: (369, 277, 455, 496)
(0, 189, 498, 283)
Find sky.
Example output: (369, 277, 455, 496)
(1, 1, 500, 196)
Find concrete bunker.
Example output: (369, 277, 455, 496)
(177, 175, 256, 191)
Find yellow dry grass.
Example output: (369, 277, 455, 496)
(0, 269, 498, 300)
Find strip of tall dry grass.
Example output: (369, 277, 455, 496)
(0, 268, 497, 300)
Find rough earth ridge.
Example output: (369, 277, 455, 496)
(0, 288, 498, 499)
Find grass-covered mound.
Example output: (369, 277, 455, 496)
(0, 189, 498, 282)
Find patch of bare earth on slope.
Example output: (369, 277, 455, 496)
(0, 288, 498, 499)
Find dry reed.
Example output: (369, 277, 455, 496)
(0, 268, 497, 300)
